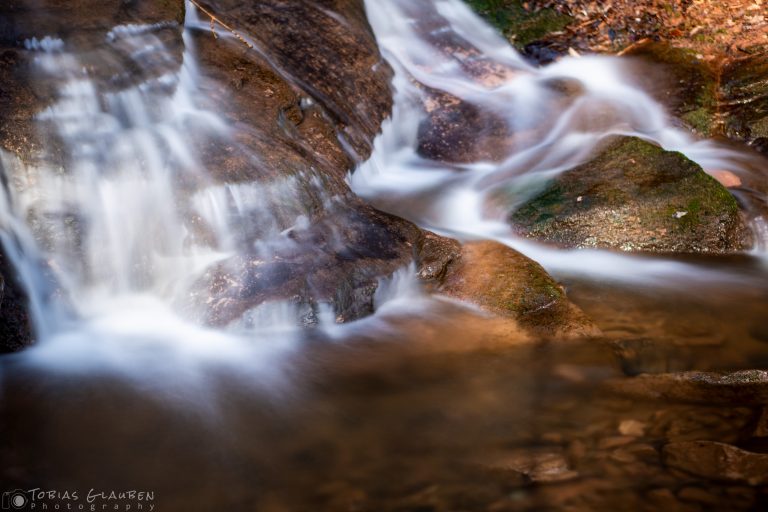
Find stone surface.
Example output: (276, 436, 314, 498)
(624, 42, 718, 137)
(435, 240, 600, 339)
(198, 0, 393, 159)
(481, 448, 579, 483)
(0, 248, 33, 353)
(510, 136, 752, 253)
(606, 370, 768, 405)
(664, 440, 768, 485)
(721, 49, 768, 151)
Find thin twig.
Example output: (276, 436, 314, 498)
(189, 0, 253, 49)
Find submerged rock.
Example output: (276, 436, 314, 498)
(606, 370, 768, 405)
(431, 240, 599, 339)
(480, 447, 578, 483)
(510, 136, 752, 253)
(417, 88, 513, 164)
(664, 441, 768, 485)
(189, 203, 425, 326)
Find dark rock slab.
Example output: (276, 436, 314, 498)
(0, 248, 33, 353)
(721, 49, 768, 151)
(606, 370, 768, 405)
(197, 0, 393, 160)
(664, 440, 768, 485)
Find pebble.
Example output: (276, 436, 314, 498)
(618, 419, 647, 436)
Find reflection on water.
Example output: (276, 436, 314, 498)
(2, 257, 768, 510)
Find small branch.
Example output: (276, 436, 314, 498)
(189, 0, 253, 49)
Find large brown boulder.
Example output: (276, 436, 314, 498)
(422, 239, 599, 339)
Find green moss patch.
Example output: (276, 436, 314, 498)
(464, 0, 571, 48)
(509, 136, 750, 253)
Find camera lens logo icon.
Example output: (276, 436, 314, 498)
(1, 490, 28, 510)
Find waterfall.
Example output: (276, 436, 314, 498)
(0, 3, 337, 372)
(0, 1, 433, 374)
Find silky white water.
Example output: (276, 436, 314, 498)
(0, 2, 433, 378)
(353, 0, 768, 285)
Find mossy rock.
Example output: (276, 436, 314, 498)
(624, 42, 718, 137)
(438, 240, 599, 339)
(721, 49, 768, 148)
(509, 136, 752, 253)
(463, 0, 570, 50)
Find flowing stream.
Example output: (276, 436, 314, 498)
(352, 0, 768, 283)
(1, 0, 768, 510)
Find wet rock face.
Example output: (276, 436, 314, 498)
(0, 249, 33, 353)
(190, 202, 424, 326)
(510, 136, 752, 253)
(198, 0, 393, 159)
(191, 31, 355, 187)
(721, 50, 768, 151)
(416, 88, 514, 164)
(624, 42, 718, 137)
(182, 2, 423, 325)
(664, 441, 768, 486)
(434, 240, 599, 339)
(606, 370, 768, 405)
(0, 0, 184, 46)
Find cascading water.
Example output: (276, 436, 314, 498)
(0, 4, 335, 374)
(353, 0, 768, 284)
(0, 2, 429, 376)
